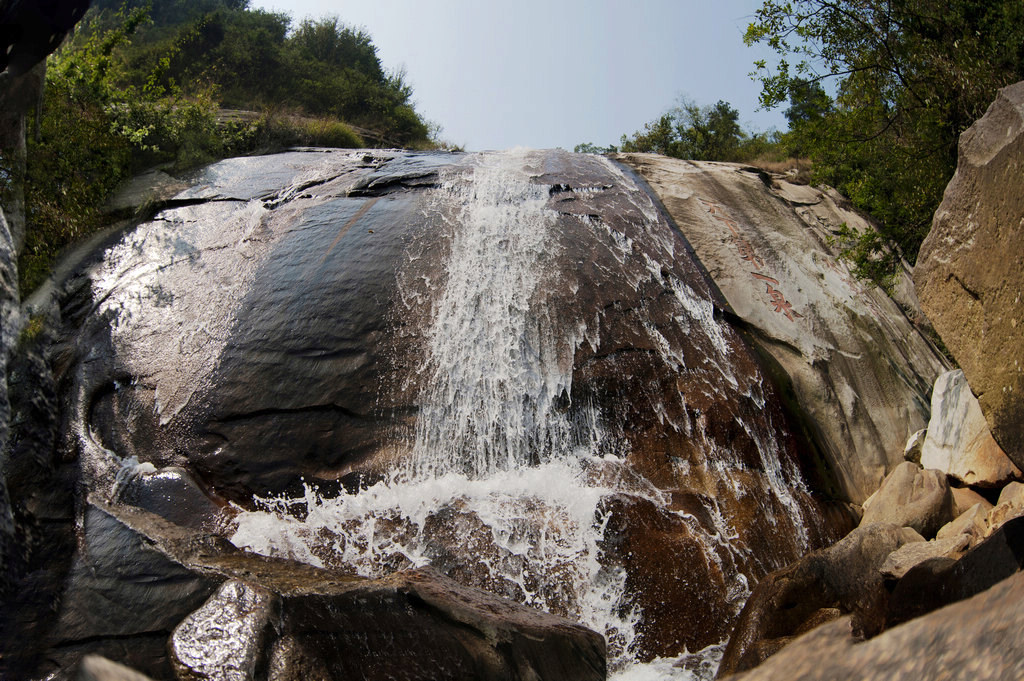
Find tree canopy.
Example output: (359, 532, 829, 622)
(745, 0, 1024, 279)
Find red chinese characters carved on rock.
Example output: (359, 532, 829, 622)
(698, 198, 803, 322)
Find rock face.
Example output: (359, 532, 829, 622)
(716, 523, 923, 677)
(616, 154, 949, 503)
(860, 462, 956, 538)
(16, 499, 606, 681)
(915, 80, 1024, 469)
(721, 570, 1024, 681)
(921, 370, 1021, 487)
(52, 148, 846, 664)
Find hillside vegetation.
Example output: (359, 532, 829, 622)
(17, 0, 437, 293)
(582, 0, 1024, 288)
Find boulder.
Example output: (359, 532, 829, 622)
(860, 462, 955, 537)
(616, 154, 948, 503)
(27, 500, 606, 681)
(936, 503, 990, 546)
(902, 429, 926, 465)
(920, 370, 1020, 487)
(987, 481, 1024, 531)
(915, 80, 1024, 470)
(952, 486, 993, 515)
(716, 523, 922, 677)
(722, 570, 1024, 681)
(878, 534, 971, 580)
(884, 515, 1024, 629)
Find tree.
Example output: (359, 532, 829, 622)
(746, 0, 1024, 281)
(619, 99, 751, 162)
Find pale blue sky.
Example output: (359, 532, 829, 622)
(250, 0, 786, 150)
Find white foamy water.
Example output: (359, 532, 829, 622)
(231, 149, 811, 679)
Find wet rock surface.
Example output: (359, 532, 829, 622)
(716, 523, 922, 678)
(44, 148, 846, 666)
(18, 499, 606, 681)
(615, 154, 949, 503)
(915, 80, 1024, 470)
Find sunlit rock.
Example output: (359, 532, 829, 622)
(915, 80, 1024, 470)
(616, 154, 950, 504)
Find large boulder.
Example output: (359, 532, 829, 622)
(616, 154, 949, 503)
(720, 570, 1024, 681)
(921, 370, 1020, 487)
(860, 462, 956, 538)
(716, 523, 922, 678)
(915, 80, 1024, 469)
(22, 499, 606, 681)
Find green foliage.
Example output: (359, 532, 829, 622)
(573, 142, 619, 154)
(617, 98, 786, 163)
(19, 1, 438, 293)
(746, 0, 1024, 280)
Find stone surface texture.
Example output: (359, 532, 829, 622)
(921, 370, 1021, 486)
(937, 503, 990, 546)
(25, 500, 607, 681)
(716, 523, 922, 677)
(860, 462, 956, 537)
(617, 154, 949, 503)
(914, 80, 1024, 470)
(76, 656, 157, 681)
(879, 534, 972, 580)
(721, 571, 1024, 681)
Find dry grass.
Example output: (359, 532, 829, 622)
(745, 157, 814, 185)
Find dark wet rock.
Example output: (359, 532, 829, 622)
(860, 462, 955, 538)
(171, 580, 276, 681)
(915, 81, 1024, 470)
(597, 494, 736, 659)
(116, 465, 234, 533)
(722, 570, 1024, 681)
(23, 499, 605, 681)
(76, 655, 157, 681)
(617, 154, 949, 504)
(716, 523, 922, 678)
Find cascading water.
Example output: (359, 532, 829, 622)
(231, 149, 818, 678)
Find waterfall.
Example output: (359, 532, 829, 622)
(409, 150, 588, 478)
(231, 149, 812, 679)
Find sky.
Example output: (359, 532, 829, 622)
(249, 0, 788, 151)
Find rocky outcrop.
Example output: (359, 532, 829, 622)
(720, 515, 1024, 679)
(915, 80, 1024, 470)
(921, 370, 1021, 487)
(860, 462, 956, 538)
(616, 154, 949, 503)
(716, 523, 922, 677)
(22, 499, 606, 681)
(720, 570, 1024, 681)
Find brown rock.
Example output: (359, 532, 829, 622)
(936, 503, 990, 546)
(616, 154, 948, 504)
(920, 370, 1021, 487)
(860, 462, 956, 537)
(987, 481, 1024, 532)
(878, 534, 971, 580)
(915, 80, 1024, 470)
(951, 486, 993, 515)
(716, 523, 921, 678)
(723, 571, 1024, 681)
